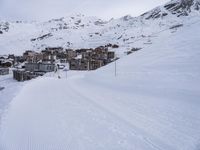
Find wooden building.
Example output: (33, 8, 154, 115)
(23, 50, 37, 61)
(45, 47, 63, 53)
(69, 59, 104, 71)
(14, 56, 25, 63)
(69, 59, 88, 70)
(25, 63, 55, 72)
(88, 59, 104, 70)
(13, 70, 43, 82)
(0, 61, 13, 68)
(66, 49, 77, 61)
(69, 48, 115, 71)
(0, 68, 9, 75)
(41, 50, 56, 63)
(107, 51, 115, 59)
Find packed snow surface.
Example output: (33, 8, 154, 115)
(0, 20, 200, 150)
(0, 74, 24, 123)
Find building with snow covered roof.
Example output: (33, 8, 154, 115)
(0, 68, 9, 75)
(25, 62, 55, 73)
(13, 69, 42, 82)
(0, 60, 13, 68)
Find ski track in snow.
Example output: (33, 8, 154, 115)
(0, 78, 169, 150)
(0, 75, 24, 127)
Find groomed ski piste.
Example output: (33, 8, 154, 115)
(0, 18, 200, 150)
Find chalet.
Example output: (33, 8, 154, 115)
(57, 52, 67, 60)
(69, 47, 115, 71)
(42, 50, 56, 63)
(60, 59, 67, 63)
(0, 56, 7, 66)
(44, 47, 64, 58)
(14, 56, 25, 63)
(69, 59, 104, 70)
(81, 50, 93, 60)
(45, 47, 63, 52)
(69, 59, 87, 70)
(13, 62, 54, 81)
(66, 49, 77, 61)
(33, 53, 43, 62)
(38, 63, 55, 72)
(82, 49, 115, 61)
(0, 55, 8, 59)
(25, 63, 55, 72)
(76, 49, 91, 55)
(89, 59, 104, 70)
(8, 54, 15, 60)
(24, 51, 43, 63)
(25, 63, 39, 72)
(0, 68, 9, 75)
(23, 50, 37, 61)
(107, 51, 115, 59)
(0, 60, 13, 68)
(95, 46, 107, 52)
(0, 56, 6, 60)
(13, 70, 43, 82)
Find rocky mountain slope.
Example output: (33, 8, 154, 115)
(0, 0, 199, 55)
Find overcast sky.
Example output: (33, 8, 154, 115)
(0, 0, 169, 21)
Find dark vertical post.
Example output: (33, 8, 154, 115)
(115, 59, 117, 77)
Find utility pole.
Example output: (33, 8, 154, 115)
(87, 60, 90, 71)
(66, 70, 68, 79)
(115, 55, 117, 77)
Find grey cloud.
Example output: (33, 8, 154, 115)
(0, 0, 169, 21)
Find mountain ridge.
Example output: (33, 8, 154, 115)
(0, 0, 199, 55)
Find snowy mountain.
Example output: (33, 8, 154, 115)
(0, 7, 200, 150)
(0, 0, 200, 149)
(0, 0, 200, 55)
(143, 0, 200, 19)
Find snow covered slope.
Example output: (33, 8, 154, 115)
(0, 0, 200, 55)
(0, 14, 200, 150)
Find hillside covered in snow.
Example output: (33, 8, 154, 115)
(0, 0, 200, 55)
(0, 11, 200, 149)
(0, 0, 200, 150)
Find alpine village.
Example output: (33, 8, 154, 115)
(0, 44, 140, 81)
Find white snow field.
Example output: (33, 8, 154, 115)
(0, 74, 25, 124)
(0, 19, 200, 150)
